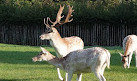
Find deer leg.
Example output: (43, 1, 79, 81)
(65, 72, 68, 81)
(57, 68, 64, 81)
(94, 70, 106, 81)
(93, 71, 102, 81)
(92, 65, 102, 81)
(100, 64, 107, 81)
(101, 63, 107, 75)
(92, 59, 107, 81)
(128, 52, 133, 68)
(135, 50, 137, 67)
(100, 73, 106, 81)
(67, 72, 73, 81)
(77, 73, 82, 81)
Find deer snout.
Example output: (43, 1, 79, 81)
(40, 35, 44, 40)
(40, 34, 50, 40)
(123, 63, 127, 68)
(32, 57, 37, 62)
(40, 35, 42, 38)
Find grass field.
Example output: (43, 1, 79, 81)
(0, 43, 137, 81)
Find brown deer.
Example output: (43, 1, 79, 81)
(119, 35, 137, 68)
(40, 5, 84, 81)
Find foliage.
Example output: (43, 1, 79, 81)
(0, 0, 137, 25)
(0, 43, 137, 81)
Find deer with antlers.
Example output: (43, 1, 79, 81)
(40, 5, 84, 81)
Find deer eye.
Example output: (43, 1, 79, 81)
(44, 29, 53, 34)
(39, 53, 43, 55)
(124, 56, 127, 57)
(47, 31, 52, 33)
(48, 29, 53, 33)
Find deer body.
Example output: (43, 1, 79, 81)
(119, 35, 137, 68)
(32, 47, 110, 81)
(40, 5, 84, 80)
(48, 28, 84, 57)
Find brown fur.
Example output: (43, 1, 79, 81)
(124, 37, 132, 56)
(120, 35, 137, 68)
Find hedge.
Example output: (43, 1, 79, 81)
(0, 0, 137, 25)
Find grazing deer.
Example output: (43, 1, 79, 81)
(32, 47, 110, 81)
(40, 5, 84, 80)
(119, 35, 137, 68)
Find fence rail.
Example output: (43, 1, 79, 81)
(0, 23, 137, 46)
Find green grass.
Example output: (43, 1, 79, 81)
(0, 43, 137, 81)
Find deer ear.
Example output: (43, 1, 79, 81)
(118, 52, 123, 56)
(40, 47, 47, 54)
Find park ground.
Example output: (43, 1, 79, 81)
(0, 43, 137, 81)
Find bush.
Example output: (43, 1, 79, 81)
(0, 0, 137, 25)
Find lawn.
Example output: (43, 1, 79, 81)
(0, 43, 137, 81)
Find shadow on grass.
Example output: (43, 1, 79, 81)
(1, 47, 137, 74)
(0, 77, 56, 81)
(0, 48, 135, 66)
(110, 53, 121, 66)
(0, 79, 29, 81)
(0, 51, 56, 65)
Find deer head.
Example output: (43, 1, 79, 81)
(40, 5, 74, 40)
(119, 52, 129, 68)
(32, 47, 51, 62)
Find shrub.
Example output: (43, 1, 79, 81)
(0, 0, 137, 25)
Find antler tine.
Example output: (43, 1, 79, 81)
(48, 5, 65, 27)
(44, 18, 46, 25)
(64, 5, 74, 23)
(54, 5, 74, 27)
(46, 17, 49, 24)
(44, 18, 50, 28)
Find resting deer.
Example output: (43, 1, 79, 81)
(119, 35, 137, 68)
(32, 47, 110, 81)
(40, 5, 84, 80)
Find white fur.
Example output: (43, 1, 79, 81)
(40, 27, 84, 80)
(33, 47, 111, 81)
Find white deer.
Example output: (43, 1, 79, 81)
(32, 47, 110, 81)
(40, 5, 84, 81)
(119, 35, 137, 68)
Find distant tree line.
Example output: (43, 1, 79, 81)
(0, 0, 137, 25)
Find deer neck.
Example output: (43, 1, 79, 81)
(47, 54, 64, 69)
(50, 32, 65, 45)
(124, 38, 132, 56)
(49, 31, 67, 54)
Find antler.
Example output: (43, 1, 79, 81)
(64, 5, 74, 23)
(54, 5, 74, 27)
(44, 17, 51, 29)
(48, 5, 65, 26)
(45, 5, 74, 27)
